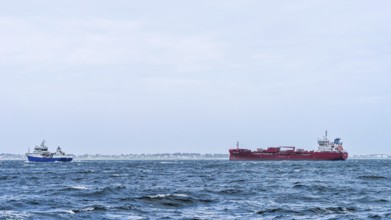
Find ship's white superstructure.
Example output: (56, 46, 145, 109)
(317, 131, 345, 152)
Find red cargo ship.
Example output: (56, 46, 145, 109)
(229, 131, 348, 161)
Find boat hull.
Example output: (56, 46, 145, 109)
(229, 149, 348, 161)
(26, 155, 73, 162)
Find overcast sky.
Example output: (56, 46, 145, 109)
(1, 0, 390, 155)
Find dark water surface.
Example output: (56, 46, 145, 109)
(1, 160, 391, 219)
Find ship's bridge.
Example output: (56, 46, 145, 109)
(317, 131, 344, 152)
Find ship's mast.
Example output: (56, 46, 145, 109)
(237, 141, 239, 150)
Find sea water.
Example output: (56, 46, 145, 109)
(0, 160, 390, 219)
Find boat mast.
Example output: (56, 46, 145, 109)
(237, 141, 239, 150)
(41, 140, 46, 148)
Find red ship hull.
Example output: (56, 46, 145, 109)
(229, 149, 348, 161)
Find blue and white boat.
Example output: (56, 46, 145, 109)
(26, 140, 73, 162)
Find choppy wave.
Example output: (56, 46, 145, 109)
(72, 205, 108, 213)
(357, 175, 387, 180)
(137, 193, 214, 208)
(69, 185, 89, 190)
(0, 211, 31, 219)
(0, 160, 390, 219)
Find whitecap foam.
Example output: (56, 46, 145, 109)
(64, 210, 75, 214)
(148, 193, 189, 198)
(173, 194, 189, 198)
(70, 185, 88, 190)
(0, 211, 31, 219)
(82, 207, 95, 211)
(148, 194, 168, 198)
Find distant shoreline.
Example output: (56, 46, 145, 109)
(0, 153, 229, 161)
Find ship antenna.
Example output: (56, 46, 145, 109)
(325, 130, 328, 138)
(237, 141, 239, 149)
